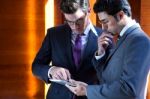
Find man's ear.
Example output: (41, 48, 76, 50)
(117, 11, 124, 21)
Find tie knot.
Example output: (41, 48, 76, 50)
(113, 34, 120, 44)
(75, 34, 81, 42)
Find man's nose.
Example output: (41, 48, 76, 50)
(70, 23, 77, 29)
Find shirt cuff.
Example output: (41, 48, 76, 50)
(95, 51, 105, 60)
(85, 87, 88, 96)
(48, 66, 55, 78)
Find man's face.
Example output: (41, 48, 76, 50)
(98, 11, 119, 35)
(64, 9, 88, 34)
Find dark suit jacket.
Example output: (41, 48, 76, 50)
(88, 24, 150, 99)
(32, 24, 102, 99)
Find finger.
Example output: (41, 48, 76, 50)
(59, 70, 66, 80)
(50, 66, 63, 79)
(65, 69, 71, 80)
(69, 79, 76, 84)
(102, 41, 109, 49)
(54, 71, 64, 80)
(69, 79, 80, 87)
(104, 37, 113, 44)
(65, 84, 77, 94)
(60, 69, 69, 80)
(53, 68, 68, 80)
(99, 32, 114, 40)
(52, 74, 60, 79)
(99, 36, 113, 45)
(100, 35, 113, 41)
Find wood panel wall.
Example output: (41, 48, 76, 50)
(128, 0, 141, 23)
(141, 0, 150, 36)
(0, 0, 45, 99)
(54, 0, 63, 26)
(141, 0, 150, 99)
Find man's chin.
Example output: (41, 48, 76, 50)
(73, 31, 82, 34)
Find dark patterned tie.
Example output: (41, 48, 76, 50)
(113, 34, 120, 44)
(73, 34, 81, 69)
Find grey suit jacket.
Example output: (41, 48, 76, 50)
(87, 24, 150, 99)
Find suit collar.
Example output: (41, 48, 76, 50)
(63, 25, 76, 70)
(119, 20, 140, 37)
(117, 24, 140, 47)
(87, 20, 98, 36)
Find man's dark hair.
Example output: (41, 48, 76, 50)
(93, 0, 132, 17)
(60, 0, 89, 14)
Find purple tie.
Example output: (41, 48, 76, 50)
(73, 34, 81, 68)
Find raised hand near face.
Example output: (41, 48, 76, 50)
(97, 31, 114, 55)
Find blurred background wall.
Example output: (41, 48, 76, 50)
(0, 0, 45, 99)
(0, 0, 149, 99)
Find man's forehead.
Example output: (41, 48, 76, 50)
(64, 9, 85, 21)
(97, 12, 109, 20)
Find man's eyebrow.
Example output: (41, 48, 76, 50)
(66, 15, 85, 22)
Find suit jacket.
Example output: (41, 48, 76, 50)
(32, 24, 102, 99)
(87, 24, 150, 99)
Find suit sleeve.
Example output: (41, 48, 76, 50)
(88, 34, 150, 99)
(32, 29, 52, 83)
(92, 49, 112, 81)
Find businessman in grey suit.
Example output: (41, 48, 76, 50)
(65, 0, 150, 99)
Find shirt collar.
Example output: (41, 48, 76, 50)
(83, 20, 98, 36)
(120, 19, 140, 37)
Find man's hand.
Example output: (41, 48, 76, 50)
(97, 31, 113, 55)
(65, 79, 88, 96)
(49, 66, 71, 80)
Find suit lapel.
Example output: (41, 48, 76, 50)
(81, 30, 98, 64)
(104, 24, 140, 66)
(64, 26, 76, 70)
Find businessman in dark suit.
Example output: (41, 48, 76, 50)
(65, 0, 150, 99)
(32, 0, 102, 99)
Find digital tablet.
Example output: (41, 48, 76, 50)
(49, 79, 76, 87)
